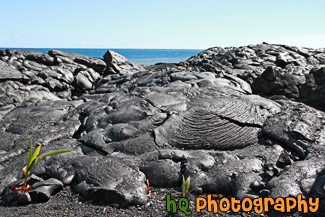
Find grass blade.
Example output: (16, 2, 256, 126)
(38, 149, 75, 158)
(28, 144, 42, 168)
(182, 175, 186, 197)
(26, 158, 37, 175)
(185, 176, 190, 190)
(26, 138, 33, 168)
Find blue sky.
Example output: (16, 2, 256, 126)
(1, 0, 324, 49)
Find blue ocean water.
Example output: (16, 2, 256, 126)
(0, 48, 203, 65)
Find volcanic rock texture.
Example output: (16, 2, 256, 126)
(1, 44, 325, 216)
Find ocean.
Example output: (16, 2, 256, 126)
(0, 48, 203, 65)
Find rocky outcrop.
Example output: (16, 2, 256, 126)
(145, 43, 325, 110)
(251, 66, 325, 110)
(262, 102, 325, 199)
(1, 44, 325, 216)
(0, 49, 143, 109)
(176, 43, 325, 83)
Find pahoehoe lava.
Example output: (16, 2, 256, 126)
(155, 96, 279, 150)
(1, 44, 325, 216)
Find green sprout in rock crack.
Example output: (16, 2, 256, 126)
(11, 138, 75, 194)
(182, 175, 191, 197)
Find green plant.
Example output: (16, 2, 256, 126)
(12, 138, 75, 194)
(182, 175, 191, 197)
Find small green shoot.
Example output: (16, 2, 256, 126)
(182, 175, 191, 197)
(14, 138, 75, 194)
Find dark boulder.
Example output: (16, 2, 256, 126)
(140, 159, 181, 187)
(252, 66, 302, 100)
(74, 156, 147, 207)
(29, 178, 64, 202)
(103, 50, 144, 75)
